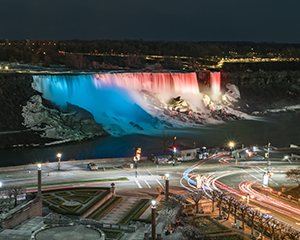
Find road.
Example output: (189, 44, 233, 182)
(1, 147, 300, 231)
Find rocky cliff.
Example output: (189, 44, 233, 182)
(221, 70, 300, 112)
(0, 73, 108, 149)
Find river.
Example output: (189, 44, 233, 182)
(0, 111, 299, 167)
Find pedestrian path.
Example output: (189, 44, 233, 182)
(120, 224, 151, 240)
(14, 216, 45, 232)
(99, 196, 140, 224)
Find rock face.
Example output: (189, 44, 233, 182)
(0, 73, 108, 149)
(22, 95, 107, 141)
(221, 70, 300, 112)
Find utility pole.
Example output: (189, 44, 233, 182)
(267, 142, 271, 173)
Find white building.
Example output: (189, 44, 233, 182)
(177, 147, 200, 161)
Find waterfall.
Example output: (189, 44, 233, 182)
(210, 72, 221, 100)
(32, 72, 201, 135)
(94, 72, 200, 97)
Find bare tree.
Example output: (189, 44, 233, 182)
(258, 214, 270, 240)
(3, 186, 14, 210)
(217, 192, 225, 216)
(225, 197, 234, 220)
(209, 190, 218, 212)
(158, 207, 180, 231)
(267, 218, 280, 240)
(239, 203, 248, 229)
(177, 225, 214, 240)
(2, 184, 26, 209)
(185, 190, 203, 213)
(232, 199, 239, 223)
(11, 185, 26, 207)
(159, 130, 173, 157)
(247, 208, 260, 236)
(0, 195, 9, 214)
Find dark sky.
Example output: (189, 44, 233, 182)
(1, 0, 300, 43)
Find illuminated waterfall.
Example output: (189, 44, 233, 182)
(210, 72, 221, 100)
(94, 72, 199, 96)
(32, 72, 201, 135)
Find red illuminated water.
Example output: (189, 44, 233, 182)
(210, 72, 221, 99)
(94, 72, 199, 95)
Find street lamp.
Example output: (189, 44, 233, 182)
(165, 173, 169, 203)
(151, 200, 156, 240)
(134, 157, 138, 178)
(37, 164, 42, 197)
(266, 143, 271, 172)
(57, 153, 62, 171)
(229, 142, 235, 157)
(242, 194, 254, 204)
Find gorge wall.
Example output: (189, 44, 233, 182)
(0, 73, 108, 149)
(221, 71, 300, 111)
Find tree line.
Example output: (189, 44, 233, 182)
(159, 189, 300, 240)
(1, 39, 300, 70)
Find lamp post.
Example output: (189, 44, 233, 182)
(165, 173, 169, 203)
(243, 194, 254, 205)
(134, 157, 138, 178)
(151, 200, 156, 240)
(57, 153, 62, 171)
(229, 142, 235, 157)
(267, 143, 271, 173)
(37, 164, 42, 197)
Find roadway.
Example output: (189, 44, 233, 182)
(1, 147, 300, 231)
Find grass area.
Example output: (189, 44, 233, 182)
(27, 177, 128, 188)
(64, 195, 93, 204)
(42, 187, 111, 216)
(191, 216, 232, 234)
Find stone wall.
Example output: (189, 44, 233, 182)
(1, 197, 42, 229)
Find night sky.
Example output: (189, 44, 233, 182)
(1, 0, 300, 43)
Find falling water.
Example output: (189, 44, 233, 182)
(210, 72, 221, 100)
(32, 72, 201, 135)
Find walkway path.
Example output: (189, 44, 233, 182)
(99, 196, 140, 224)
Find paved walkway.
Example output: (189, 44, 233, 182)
(99, 196, 140, 224)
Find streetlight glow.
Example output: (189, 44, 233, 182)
(152, 200, 156, 207)
(165, 173, 169, 179)
(37, 164, 42, 170)
(57, 153, 62, 170)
